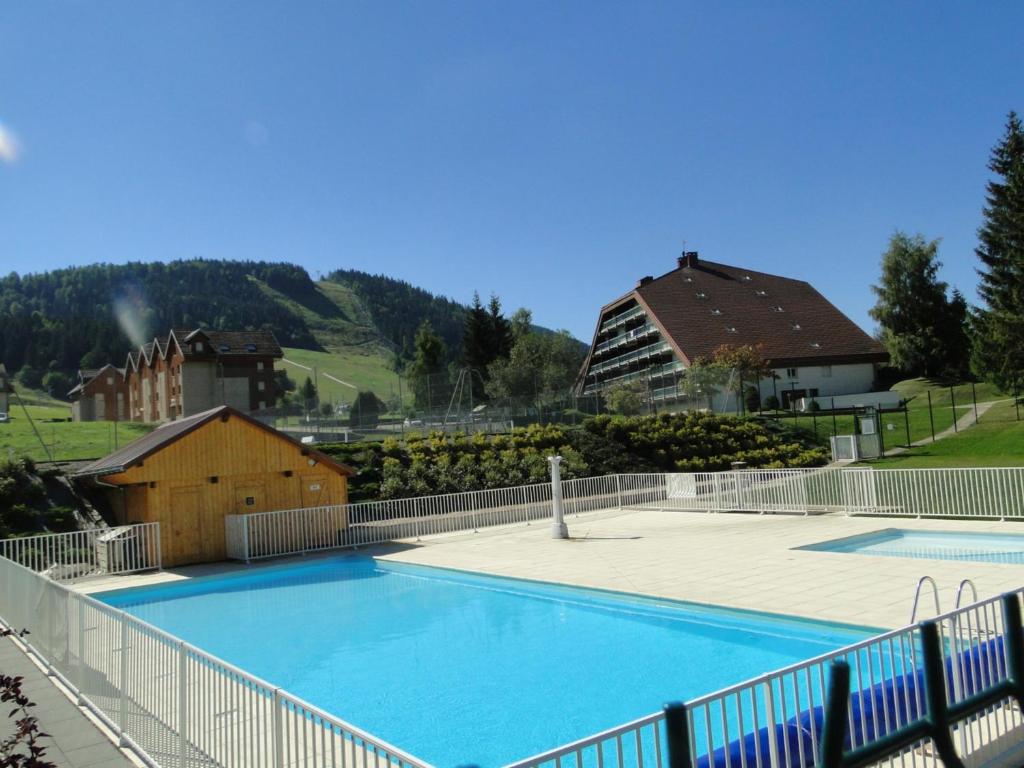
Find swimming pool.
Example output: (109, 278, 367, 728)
(99, 557, 872, 766)
(798, 528, 1024, 564)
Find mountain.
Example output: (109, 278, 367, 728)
(0, 259, 579, 401)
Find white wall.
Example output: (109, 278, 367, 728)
(759, 363, 877, 404)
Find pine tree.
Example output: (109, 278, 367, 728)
(972, 112, 1024, 389)
(407, 320, 448, 409)
(488, 294, 512, 360)
(869, 232, 967, 378)
(461, 292, 493, 400)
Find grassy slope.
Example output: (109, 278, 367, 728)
(249, 276, 407, 406)
(279, 347, 405, 407)
(0, 403, 153, 462)
(869, 401, 1024, 467)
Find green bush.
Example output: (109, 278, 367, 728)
(764, 395, 780, 410)
(321, 411, 827, 500)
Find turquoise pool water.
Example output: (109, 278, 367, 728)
(99, 556, 872, 766)
(799, 528, 1024, 564)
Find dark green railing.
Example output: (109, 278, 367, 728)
(664, 593, 1024, 768)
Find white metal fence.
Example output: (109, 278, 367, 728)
(226, 475, 666, 561)
(0, 523, 161, 581)
(226, 466, 1024, 562)
(0, 552, 431, 768)
(506, 590, 1024, 768)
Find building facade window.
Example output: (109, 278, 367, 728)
(257, 381, 266, 391)
(257, 361, 264, 371)
(786, 367, 798, 379)
(821, 365, 832, 378)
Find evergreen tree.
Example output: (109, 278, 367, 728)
(407, 320, 448, 409)
(869, 232, 967, 378)
(972, 112, 1024, 389)
(299, 376, 318, 411)
(461, 292, 493, 400)
(488, 294, 512, 360)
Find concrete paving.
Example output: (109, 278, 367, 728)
(0, 635, 139, 768)
(81, 506, 1024, 630)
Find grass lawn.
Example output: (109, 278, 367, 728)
(0, 403, 153, 463)
(279, 347, 408, 407)
(867, 401, 1024, 468)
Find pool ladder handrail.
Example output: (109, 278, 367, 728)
(909, 575, 941, 624)
(953, 578, 978, 610)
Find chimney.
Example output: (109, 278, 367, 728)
(637, 275, 653, 288)
(683, 251, 699, 268)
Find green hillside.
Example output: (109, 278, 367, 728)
(279, 347, 405, 407)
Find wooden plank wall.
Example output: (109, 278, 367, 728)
(105, 414, 348, 566)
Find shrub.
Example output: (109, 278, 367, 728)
(764, 395, 780, 411)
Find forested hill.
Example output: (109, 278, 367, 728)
(0, 260, 566, 381)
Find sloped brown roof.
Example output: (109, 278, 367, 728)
(168, 328, 282, 359)
(73, 405, 354, 479)
(631, 259, 887, 367)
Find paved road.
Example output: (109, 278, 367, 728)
(0, 636, 137, 768)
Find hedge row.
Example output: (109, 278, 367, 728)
(319, 412, 828, 501)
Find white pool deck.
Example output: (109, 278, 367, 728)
(77, 507, 1024, 630)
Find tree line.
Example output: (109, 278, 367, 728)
(870, 112, 1024, 389)
(404, 293, 587, 413)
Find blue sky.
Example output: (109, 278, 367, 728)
(1, 2, 1022, 341)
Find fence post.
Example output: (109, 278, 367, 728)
(178, 641, 188, 765)
(831, 397, 837, 436)
(76, 597, 86, 705)
(877, 404, 885, 455)
(903, 406, 911, 448)
(118, 618, 129, 747)
(615, 474, 623, 509)
(927, 390, 936, 442)
(273, 689, 285, 768)
(764, 681, 780, 768)
(950, 386, 958, 432)
(154, 523, 163, 571)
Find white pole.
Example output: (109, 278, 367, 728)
(549, 455, 569, 539)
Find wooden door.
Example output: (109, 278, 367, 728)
(168, 486, 203, 566)
(301, 475, 327, 508)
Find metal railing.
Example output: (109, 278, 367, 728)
(0, 552, 431, 768)
(509, 590, 1024, 768)
(227, 466, 1024, 564)
(0, 523, 161, 581)
(842, 467, 1024, 519)
(226, 475, 639, 561)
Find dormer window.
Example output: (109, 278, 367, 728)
(219, 344, 231, 353)
(742, 275, 752, 281)
(725, 326, 738, 333)
(710, 309, 722, 316)
(773, 306, 785, 313)
(194, 342, 204, 352)
(755, 290, 768, 296)
(809, 342, 821, 349)
(246, 343, 257, 353)
(695, 292, 707, 299)
(791, 323, 802, 331)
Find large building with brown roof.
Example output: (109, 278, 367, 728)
(576, 252, 888, 409)
(117, 328, 283, 423)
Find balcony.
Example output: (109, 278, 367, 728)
(592, 322, 659, 357)
(598, 305, 646, 335)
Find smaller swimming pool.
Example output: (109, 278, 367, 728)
(799, 528, 1024, 564)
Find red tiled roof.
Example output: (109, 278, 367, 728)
(633, 260, 887, 366)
